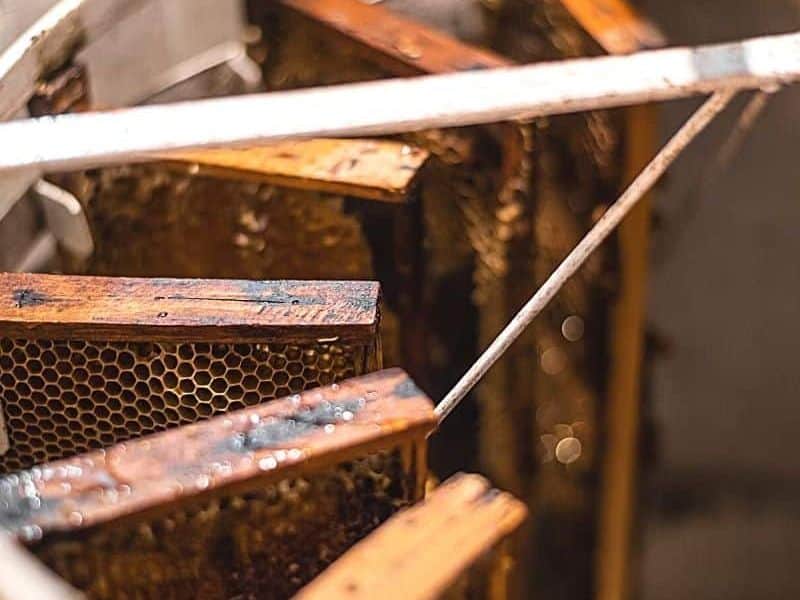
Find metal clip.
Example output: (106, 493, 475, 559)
(31, 180, 94, 263)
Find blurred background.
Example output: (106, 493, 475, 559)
(2, 1, 800, 598)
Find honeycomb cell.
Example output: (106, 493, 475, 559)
(0, 338, 364, 473)
(287, 362, 303, 377)
(224, 354, 242, 369)
(258, 381, 276, 397)
(225, 369, 242, 385)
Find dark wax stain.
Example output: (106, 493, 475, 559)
(459, 62, 491, 71)
(12, 289, 48, 308)
(154, 293, 318, 306)
(228, 398, 366, 452)
(393, 378, 422, 399)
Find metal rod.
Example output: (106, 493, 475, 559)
(655, 89, 772, 265)
(0, 33, 797, 174)
(435, 89, 737, 422)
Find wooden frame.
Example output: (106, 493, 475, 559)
(0, 273, 381, 473)
(0, 273, 379, 343)
(3, 369, 435, 598)
(295, 473, 527, 600)
(161, 138, 429, 204)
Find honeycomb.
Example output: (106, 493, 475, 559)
(53, 165, 410, 367)
(0, 338, 367, 473)
(60, 167, 374, 282)
(32, 449, 416, 599)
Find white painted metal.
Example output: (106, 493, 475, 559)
(0, 534, 83, 599)
(0, 31, 797, 175)
(0, 0, 249, 251)
(76, 0, 245, 108)
(0, 0, 147, 120)
(33, 179, 93, 261)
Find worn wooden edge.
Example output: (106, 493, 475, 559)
(277, 0, 512, 76)
(0, 273, 380, 343)
(559, 0, 667, 55)
(0, 369, 436, 541)
(158, 139, 430, 203)
(295, 473, 527, 600)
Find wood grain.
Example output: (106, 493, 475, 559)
(596, 103, 657, 600)
(0, 369, 435, 538)
(0, 273, 379, 343)
(295, 473, 527, 600)
(560, 0, 665, 54)
(278, 0, 511, 75)
(160, 139, 429, 203)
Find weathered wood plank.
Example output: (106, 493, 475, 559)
(295, 473, 527, 600)
(277, 0, 511, 75)
(0, 273, 379, 342)
(0, 368, 434, 537)
(161, 139, 429, 203)
(559, 0, 665, 54)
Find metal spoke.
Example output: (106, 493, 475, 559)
(435, 89, 737, 421)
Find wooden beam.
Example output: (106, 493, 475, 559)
(161, 139, 429, 203)
(295, 473, 527, 600)
(1, 369, 435, 538)
(0, 273, 379, 343)
(276, 0, 511, 75)
(559, 0, 665, 54)
(596, 102, 656, 600)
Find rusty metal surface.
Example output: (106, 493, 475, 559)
(2, 369, 434, 598)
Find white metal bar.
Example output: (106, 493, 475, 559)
(435, 90, 736, 421)
(0, 31, 796, 175)
(0, 534, 83, 599)
(0, 0, 148, 120)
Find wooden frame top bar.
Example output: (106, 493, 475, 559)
(296, 473, 527, 600)
(277, 0, 511, 74)
(160, 139, 430, 203)
(0, 369, 435, 539)
(0, 273, 380, 343)
(559, 0, 665, 54)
